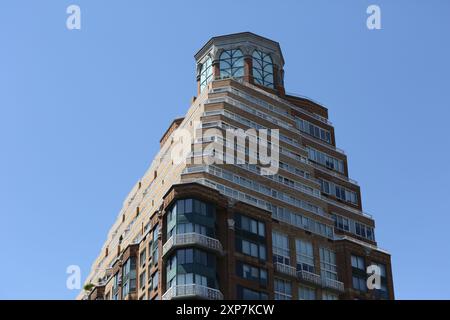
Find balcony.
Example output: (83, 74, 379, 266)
(297, 270, 322, 286)
(322, 277, 345, 292)
(274, 262, 296, 277)
(275, 263, 344, 292)
(162, 233, 223, 257)
(162, 284, 224, 300)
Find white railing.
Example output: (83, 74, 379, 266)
(202, 108, 301, 149)
(162, 284, 224, 300)
(212, 78, 331, 125)
(236, 79, 333, 125)
(322, 277, 345, 292)
(184, 162, 321, 200)
(297, 270, 322, 286)
(182, 163, 327, 218)
(204, 96, 353, 185)
(205, 96, 294, 131)
(180, 176, 335, 240)
(132, 232, 143, 245)
(334, 235, 389, 254)
(323, 196, 372, 218)
(236, 162, 321, 199)
(162, 236, 174, 255)
(299, 131, 346, 155)
(196, 120, 312, 164)
(96, 255, 107, 270)
(162, 233, 223, 256)
(274, 262, 296, 277)
(203, 104, 345, 156)
(308, 160, 359, 186)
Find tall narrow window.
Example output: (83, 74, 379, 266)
(252, 50, 274, 88)
(298, 286, 316, 300)
(274, 278, 292, 300)
(122, 257, 136, 298)
(351, 255, 365, 270)
(219, 49, 244, 79)
(351, 255, 368, 292)
(320, 247, 338, 281)
(200, 57, 212, 91)
(152, 225, 159, 265)
(272, 231, 290, 265)
(296, 239, 315, 273)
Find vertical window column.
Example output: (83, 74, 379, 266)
(320, 247, 338, 281)
(272, 231, 290, 266)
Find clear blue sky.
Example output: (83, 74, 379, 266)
(0, 0, 449, 299)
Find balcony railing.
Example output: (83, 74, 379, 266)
(322, 277, 345, 292)
(162, 233, 223, 257)
(308, 160, 359, 186)
(206, 89, 346, 157)
(274, 263, 344, 292)
(297, 270, 322, 286)
(334, 235, 389, 255)
(212, 78, 332, 125)
(162, 284, 224, 300)
(323, 196, 373, 219)
(274, 262, 297, 277)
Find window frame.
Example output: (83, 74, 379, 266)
(200, 57, 213, 91)
(295, 239, 315, 273)
(219, 49, 244, 79)
(252, 50, 274, 88)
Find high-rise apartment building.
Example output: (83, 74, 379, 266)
(80, 32, 394, 301)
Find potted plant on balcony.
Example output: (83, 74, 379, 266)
(83, 283, 95, 293)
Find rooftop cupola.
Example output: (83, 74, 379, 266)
(194, 32, 285, 96)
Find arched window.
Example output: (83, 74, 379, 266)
(252, 50, 274, 88)
(200, 57, 212, 91)
(219, 49, 244, 79)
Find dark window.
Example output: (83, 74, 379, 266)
(185, 249, 194, 264)
(351, 255, 365, 270)
(236, 261, 268, 285)
(237, 285, 268, 300)
(139, 271, 146, 289)
(235, 214, 266, 237)
(185, 199, 193, 213)
(139, 250, 146, 267)
(151, 271, 159, 291)
(236, 237, 266, 260)
(352, 275, 367, 292)
(152, 225, 159, 265)
(176, 248, 212, 267)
